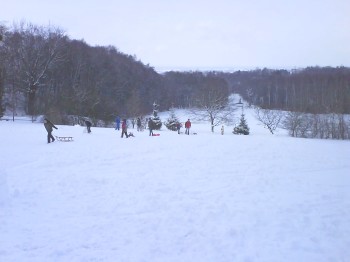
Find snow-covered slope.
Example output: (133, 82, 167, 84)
(1, 105, 349, 262)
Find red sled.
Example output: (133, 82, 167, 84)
(152, 134, 160, 136)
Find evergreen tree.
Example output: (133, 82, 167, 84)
(233, 114, 250, 135)
(165, 108, 180, 131)
(150, 102, 162, 130)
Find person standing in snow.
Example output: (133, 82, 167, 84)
(137, 117, 142, 131)
(185, 119, 191, 135)
(44, 118, 58, 143)
(115, 116, 121, 130)
(148, 119, 154, 136)
(85, 120, 92, 133)
(121, 119, 129, 138)
(221, 125, 224, 135)
(176, 122, 181, 134)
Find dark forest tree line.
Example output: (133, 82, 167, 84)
(219, 67, 350, 114)
(0, 22, 165, 123)
(0, 22, 229, 124)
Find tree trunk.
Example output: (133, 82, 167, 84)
(27, 87, 37, 115)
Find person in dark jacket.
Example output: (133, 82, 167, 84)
(44, 118, 58, 143)
(121, 119, 129, 138)
(85, 120, 92, 133)
(136, 117, 142, 131)
(176, 122, 181, 134)
(148, 119, 154, 136)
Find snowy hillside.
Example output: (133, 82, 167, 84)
(1, 104, 350, 262)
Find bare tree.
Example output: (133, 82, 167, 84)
(126, 89, 142, 119)
(0, 23, 24, 120)
(282, 111, 309, 137)
(190, 82, 235, 132)
(0, 24, 5, 117)
(254, 107, 283, 134)
(7, 22, 66, 116)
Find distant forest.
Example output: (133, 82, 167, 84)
(219, 67, 350, 114)
(1, 23, 349, 124)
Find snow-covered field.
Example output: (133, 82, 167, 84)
(1, 105, 349, 262)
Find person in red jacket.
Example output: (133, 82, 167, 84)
(185, 119, 191, 135)
(121, 119, 129, 138)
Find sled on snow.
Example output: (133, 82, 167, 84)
(55, 136, 74, 142)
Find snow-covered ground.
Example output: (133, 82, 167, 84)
(1, 104, 349, 262)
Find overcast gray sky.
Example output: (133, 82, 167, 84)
(1, 0, 350, 71)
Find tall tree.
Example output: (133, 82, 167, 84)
(8, 22, 66, 115)
(0, 25, 5, 118)
(190, 77, 234, 132)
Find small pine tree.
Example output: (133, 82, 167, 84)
(165, 108, 179, 131)
(150, 102, 162, 130)
(233, 114, 250, 135)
